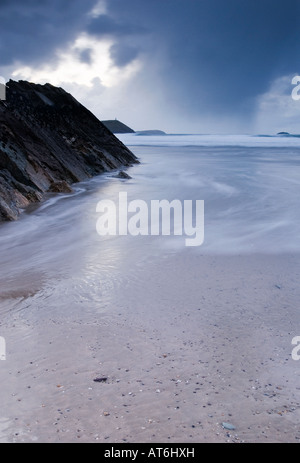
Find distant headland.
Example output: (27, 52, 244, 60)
(102, 119, 135, 134)
(102, 119, 166, 136)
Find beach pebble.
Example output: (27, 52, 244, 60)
(93, 377, 108, 383)
(114, 171, 132, 180)
(222, 422, 236, 431)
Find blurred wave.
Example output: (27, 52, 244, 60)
(0, 134, 299, 317)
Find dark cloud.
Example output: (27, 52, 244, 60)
(0, 0, 96, 66)
(109, 43, 139, 67)
(102, 0, 300, 117)
(78, 48, 93, 65)
(86, 14, 145, 38)
(1, 0, 300, 127)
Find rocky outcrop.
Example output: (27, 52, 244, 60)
(0, 80, 138, 221)
(102, 119, 135, 134)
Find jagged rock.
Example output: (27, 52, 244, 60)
(0, 80, 139, 221)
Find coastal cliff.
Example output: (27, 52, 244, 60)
(0, 80, 138, 221)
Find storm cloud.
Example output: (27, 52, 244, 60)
(0, 0, 95, 65)
(102, 0, 300, 116)
(1, 0, 300, 132)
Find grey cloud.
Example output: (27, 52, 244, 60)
(102, 0, 300, 118)
(86, 14, 146, 38)
(0, 0, 96, 66)
(85, 13, 147, 68)
(2, 0, 300, 130)
(109, 43, 139, 67)
(78, 48, 93, 65)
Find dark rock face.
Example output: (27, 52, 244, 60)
(0, 80, 138, 221)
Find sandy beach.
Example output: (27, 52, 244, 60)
(2, 0, 300, 446)
(0, 250, 299, 443)
(0, 138, 300, 443)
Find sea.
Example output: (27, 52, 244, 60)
(0, 133, 299, 316)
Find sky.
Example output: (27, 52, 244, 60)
(1, 0, 300, 134)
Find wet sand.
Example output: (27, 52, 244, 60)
(1, 140, 300, 443)
(0, 251, 299, 443)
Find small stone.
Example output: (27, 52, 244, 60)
(93, 377, 108, 383)
(222, 422, 236, 431)
(114, 171, 132, 180)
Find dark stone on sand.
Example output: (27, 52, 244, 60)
(222, 422, 236, 431)
(93, 377, 108, 383)
(114, 171, 132, 179)
(0, 80, 138, 221)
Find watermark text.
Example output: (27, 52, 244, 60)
(96, 193, 204, 247)
(292, 76, 300, 101)
(0, 337, 6, 361)
(292, 336, 300, 361)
